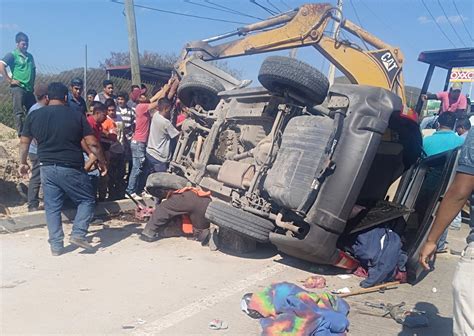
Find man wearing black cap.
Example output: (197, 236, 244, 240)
(68, 77, 87, 115)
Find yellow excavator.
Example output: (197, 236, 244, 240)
(174, 2, 408, 109)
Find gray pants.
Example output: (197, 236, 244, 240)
(452, 242, 474, 335)
(11, 86, 36, 136)
(27, 153, 41, 210)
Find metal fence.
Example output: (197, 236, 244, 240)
(0, 62, 164, 128)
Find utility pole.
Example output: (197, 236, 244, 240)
(124, 0, 141, 85)
(327, 0, 343, 86)
(84, 44, 88, 97)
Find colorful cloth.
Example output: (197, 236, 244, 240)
(247, 282, 349, 335)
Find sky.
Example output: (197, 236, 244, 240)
(0, 0, 473, 93)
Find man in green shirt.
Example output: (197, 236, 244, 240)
(0, 32, 36, 136)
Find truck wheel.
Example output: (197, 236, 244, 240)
(178, 74, 225, 110)
(146, 173, 190, 197)
(205, 201, 274, 243)
(258, 56, 329, 105)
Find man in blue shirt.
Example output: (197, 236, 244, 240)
(423, 112, 465, 157)
(67, 78, 87, 115)
(423, 112, 465, 252)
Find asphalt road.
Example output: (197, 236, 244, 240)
(1, 216, 469, 335)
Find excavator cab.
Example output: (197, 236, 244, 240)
(415, 47, 474, 117)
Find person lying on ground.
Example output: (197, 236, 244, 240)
(140, 187, 212, 244)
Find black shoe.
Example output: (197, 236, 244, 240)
(140, 232, 159, 243)
(51, 247, 63, 256)
(70, 236, 93, 250)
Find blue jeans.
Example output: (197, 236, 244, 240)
(144, 153, 168, 176)
(41, 165, 95, 250)
(126, 141, 146, 194)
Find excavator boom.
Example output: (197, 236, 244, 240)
(176, 3, 406, 106)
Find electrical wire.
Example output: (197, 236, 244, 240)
(420, 0, 456, 47)
(349, 0, 365, 28)
(452, 0, 473, 42)
(267, 0, 282, 13)
(279, 0, 291, 10)
(359, 0, 419, 53)
(110, 0, 249, 25)
(437, 0, 466, 47)
(203, 0, 265, 20)
(250, 0, 277, 15)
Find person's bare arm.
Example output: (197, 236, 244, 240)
(419, 172, 474, 269)
(150, 84, 169, 103)
(84, 134, 107, 176)
(0, 62, 19, 86)
(19, 136, 32, 177)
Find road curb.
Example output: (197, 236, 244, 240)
(0, 198, 153, 233)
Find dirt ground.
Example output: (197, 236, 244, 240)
(1, 215, 469, 335)
(0, 123, 39, 215)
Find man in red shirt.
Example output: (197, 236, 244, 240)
(87, 102, 107, 140)
(125, 87, 168, 199)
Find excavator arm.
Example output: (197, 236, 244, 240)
(176, 3, 406, 106)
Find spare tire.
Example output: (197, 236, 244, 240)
(258, 56, 329, 105)
(178, 74, 225, 110)
(146, 172, 190, 197)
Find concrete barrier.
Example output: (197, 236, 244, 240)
(0, 198, 154, 233)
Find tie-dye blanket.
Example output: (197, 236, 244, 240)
(247, 282, 350, 336)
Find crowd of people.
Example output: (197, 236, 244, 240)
(1, 32, 194, 253)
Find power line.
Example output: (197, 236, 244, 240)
(203, 0, 265, 21)
(437, 0, 466, 47)
(279, 0, 291, 10)
(348, 0, 369, 50)
(250, 0, 277, 16)
(267, 0, 282, 13)
(359, 0, 418, 53)
(110, 0, 250, 25)
(452, 0, 474, 42)
(420, 0, 456, 48)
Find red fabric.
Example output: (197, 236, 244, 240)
(133, 103, 151, 143)
(182, 215, 193, 234)
(353, 266, 369, 278)
(87, 115, 102, 140)
(436, 91, 467, 113)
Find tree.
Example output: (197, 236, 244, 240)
(101, 50, 242, 79)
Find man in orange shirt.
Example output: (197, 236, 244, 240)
(140, 187, 212, 244)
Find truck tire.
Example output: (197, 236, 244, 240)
(258, 56, 329, 105)
(205, 201, 274, 243)
(146, 173, 190, 197)
(178, 74, 225, 110)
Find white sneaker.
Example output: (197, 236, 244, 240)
(140, 191, 153, 199)
(130, 193, 143, 201)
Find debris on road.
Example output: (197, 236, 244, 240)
(337, 274, 351, 280)
(365, 301, 429, 328)
(301, 275, 326, 289)
(332, 287, 351, 295)
(336, 281, 400, 298)
(208, 319, 228, 330)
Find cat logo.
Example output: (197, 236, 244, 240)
(380, 52, 398, 72)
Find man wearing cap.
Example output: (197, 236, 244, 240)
(421, 83, 468, 130)
(0, 32, 36, 136)
(68, 78, 87, 115)
(26, 84, 49, 212)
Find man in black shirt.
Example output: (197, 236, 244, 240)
(20, 82, 107, 256)
(67, 77, 87, 115)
